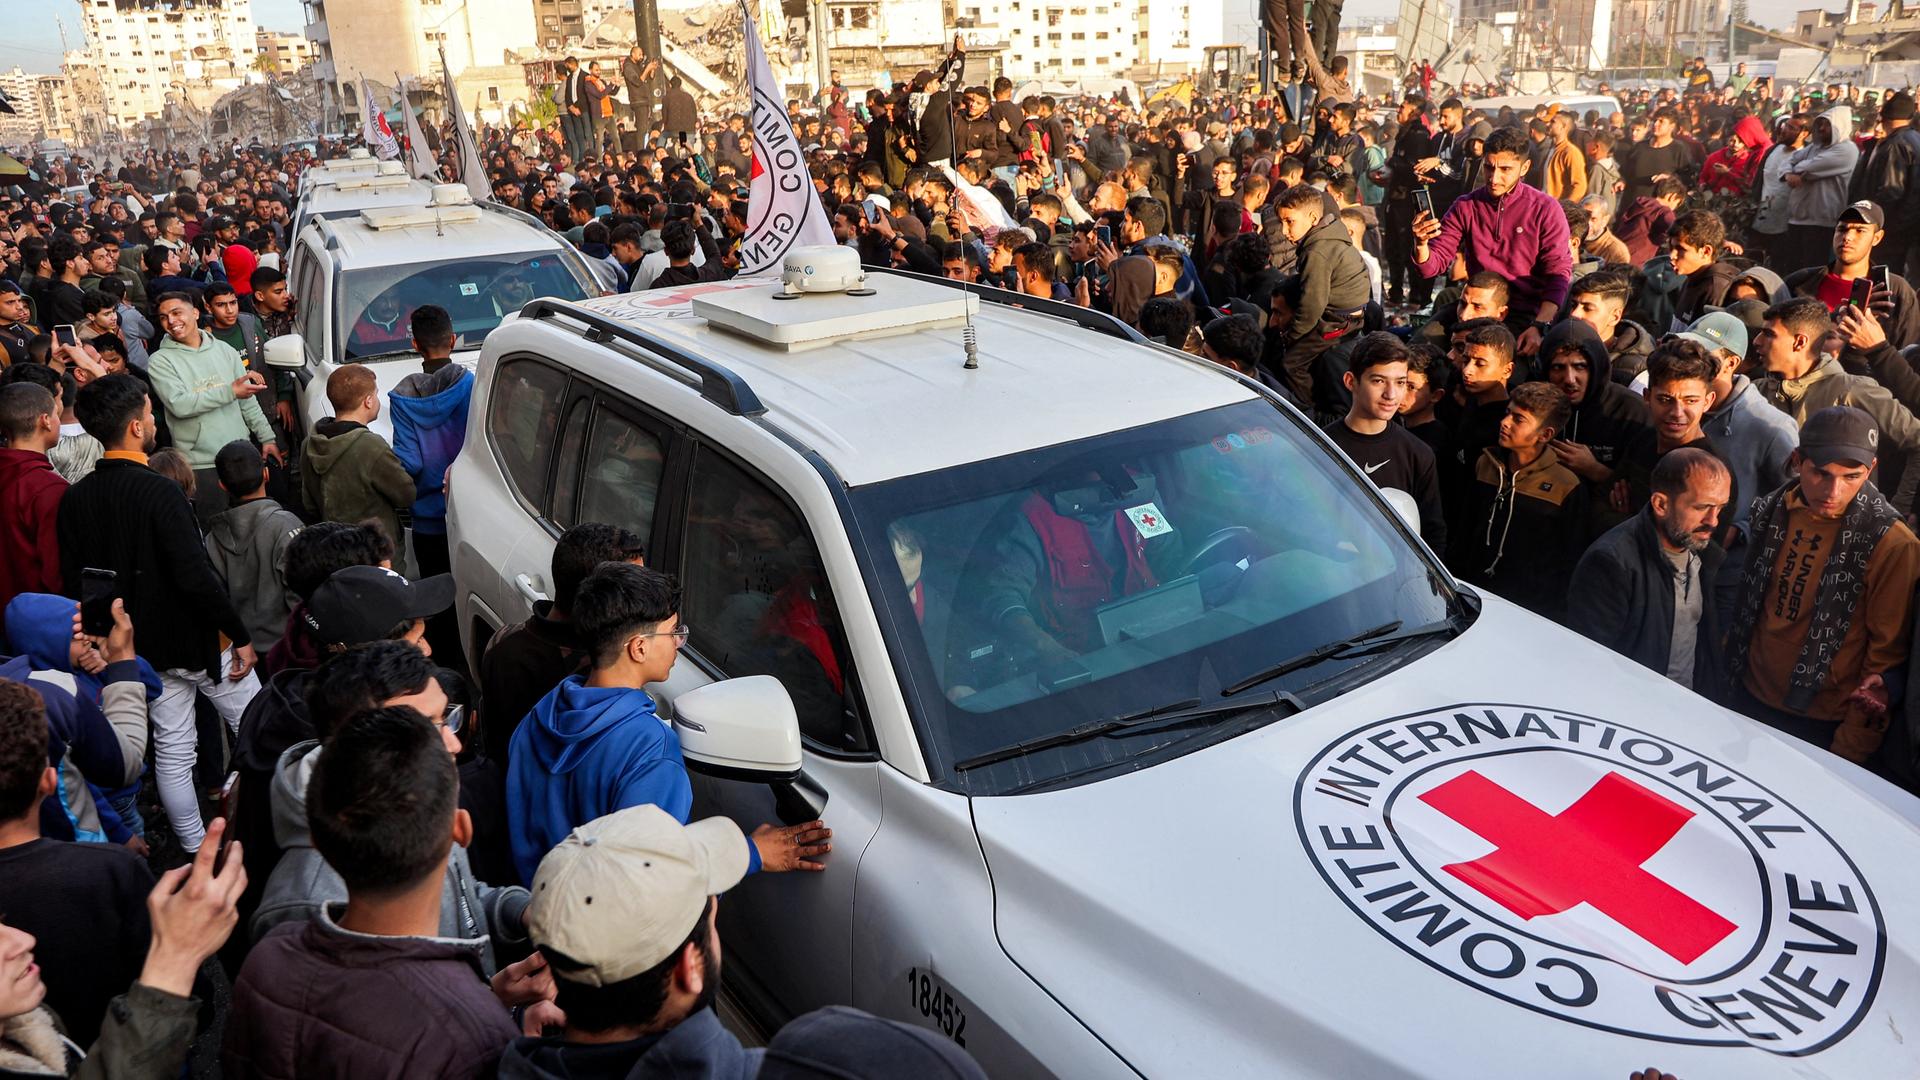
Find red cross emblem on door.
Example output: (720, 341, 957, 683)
(1418, 770, 1737, 964)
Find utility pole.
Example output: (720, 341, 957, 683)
(1664, 0, 1678, 74)
(812, 0, 830, 98)
(630, 0, 663, 93)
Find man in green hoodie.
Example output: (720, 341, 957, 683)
(300, 363, 416, 548)
(147, 291, 282, 525)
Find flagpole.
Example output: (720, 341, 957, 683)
(735, 0, 835, 273)
(439, 43, 493, 202)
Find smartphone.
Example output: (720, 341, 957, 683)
(1850, 276, 1874, 310)
(79, 568, 116, 637)
(1412, 186, 1435, 218)
(213, 772, 240, 873)
(53, 324, 78, 348)
(1096, 224, 1112, 246)
(862, 199, 881, 224)
(1878, 266, 1894, 298)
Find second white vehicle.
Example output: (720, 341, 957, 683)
(267, 181, 603, 443)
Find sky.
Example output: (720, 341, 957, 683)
(3, 0, 306, 74)
(4, 0, 1816, 77)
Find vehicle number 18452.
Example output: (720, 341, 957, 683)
(906, 967, 968, 1046)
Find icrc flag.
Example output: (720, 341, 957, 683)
(359, 75, 400, 160)
(737, 0, 834, 274)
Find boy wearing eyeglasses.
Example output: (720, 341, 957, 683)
(504, 563, 833, 886)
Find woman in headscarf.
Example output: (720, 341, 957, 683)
(1700, 114, 1773, 196)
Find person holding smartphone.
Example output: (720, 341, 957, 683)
(1412, 126, 1573, 357)
(1797, 201, 1920, 369)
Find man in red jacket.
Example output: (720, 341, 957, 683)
(0, 382, 67, 637)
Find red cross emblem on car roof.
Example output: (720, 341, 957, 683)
(1419, 770, 1738, 965)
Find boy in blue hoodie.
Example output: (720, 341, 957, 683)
(389, 306, 472, 658)
(504, 563, 832, 884)
(389, 305, 472, 581)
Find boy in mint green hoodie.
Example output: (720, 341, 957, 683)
(148, 291, 282, 524)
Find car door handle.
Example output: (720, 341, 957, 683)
(515, 574, 550, 604)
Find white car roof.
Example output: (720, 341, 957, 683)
(1469, 93, 1620, 116)
(545, 274, 1259, 487)
(311, 203, 575, 270)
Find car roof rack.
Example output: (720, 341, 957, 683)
(519, 298, 766, 417)
(866, 266, 1148, 345)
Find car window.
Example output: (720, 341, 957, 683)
(849, 398, 1456, 791)
(488, 357, 569, 514)
(336, 252, 588, 362)
(575, 406, 666, 543)
(679, 448, 869, 754)
(546, 393, 592, 529)
(293, 252, 324, 352)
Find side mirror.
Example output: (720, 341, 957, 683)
(675, 676, 826, 825)
(1379, 487, 1421, 534)
(264, 334, 306, 370)
(676, 674, 803, 779)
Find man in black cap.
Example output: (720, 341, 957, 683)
(761, 1007, 988, 1080)
(302, 563, 455, 659)
(1784, 200, 1920, 354)
(1859, 92, 1920, 280)
(1724, 406, 1920, 763)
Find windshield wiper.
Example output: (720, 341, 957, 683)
(1222, 617, 1461, 696)
(344, 348, 421, 364)
(952, 691, 1295, 772)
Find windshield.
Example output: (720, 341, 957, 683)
(850, 398, 1459, 795)
(336, 251, 588, 361)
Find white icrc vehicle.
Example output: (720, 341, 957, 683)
(264, 181, 605, 444)
(446, 253, 1920, 1078)
(288, 150, 436, 242)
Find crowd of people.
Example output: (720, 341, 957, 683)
(3, 37, 1920, 1075)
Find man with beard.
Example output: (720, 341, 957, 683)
(1567, 448, 1730, 690)
(495, 805, 763, 1077)
(1540, 318, 1651, 518)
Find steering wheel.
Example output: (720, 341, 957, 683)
(1179, 526, 1261, 579)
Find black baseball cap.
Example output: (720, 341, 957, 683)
(1839, 200, 1885, 229)
(1800, 406, 1880, 467)
(759, 1006, 987, 1080)
(303, 565, 454, 647)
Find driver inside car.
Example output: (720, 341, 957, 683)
(348, 291, 414, 354)
(982, 469, 1176, 663)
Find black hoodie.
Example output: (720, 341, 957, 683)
(1606, 320, 1658, 385)
(1540, 318, 1652, 478)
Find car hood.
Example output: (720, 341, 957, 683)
(973, 596, 1920, 1079)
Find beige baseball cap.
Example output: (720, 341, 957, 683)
(526, 806, 751, 987)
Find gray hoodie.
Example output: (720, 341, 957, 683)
(252, 740, 529, 975)
(205, 496, 304, 652)
(1728, 264, 1791, 306)
(1787, 106, 1860, 228)
(1701, 374, 1799, 536)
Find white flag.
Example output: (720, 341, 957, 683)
(359, 74, 400, 160)
(736, 0, 834, 274)
(439, 44, 492, 202)
(394, 75, 438, 181)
